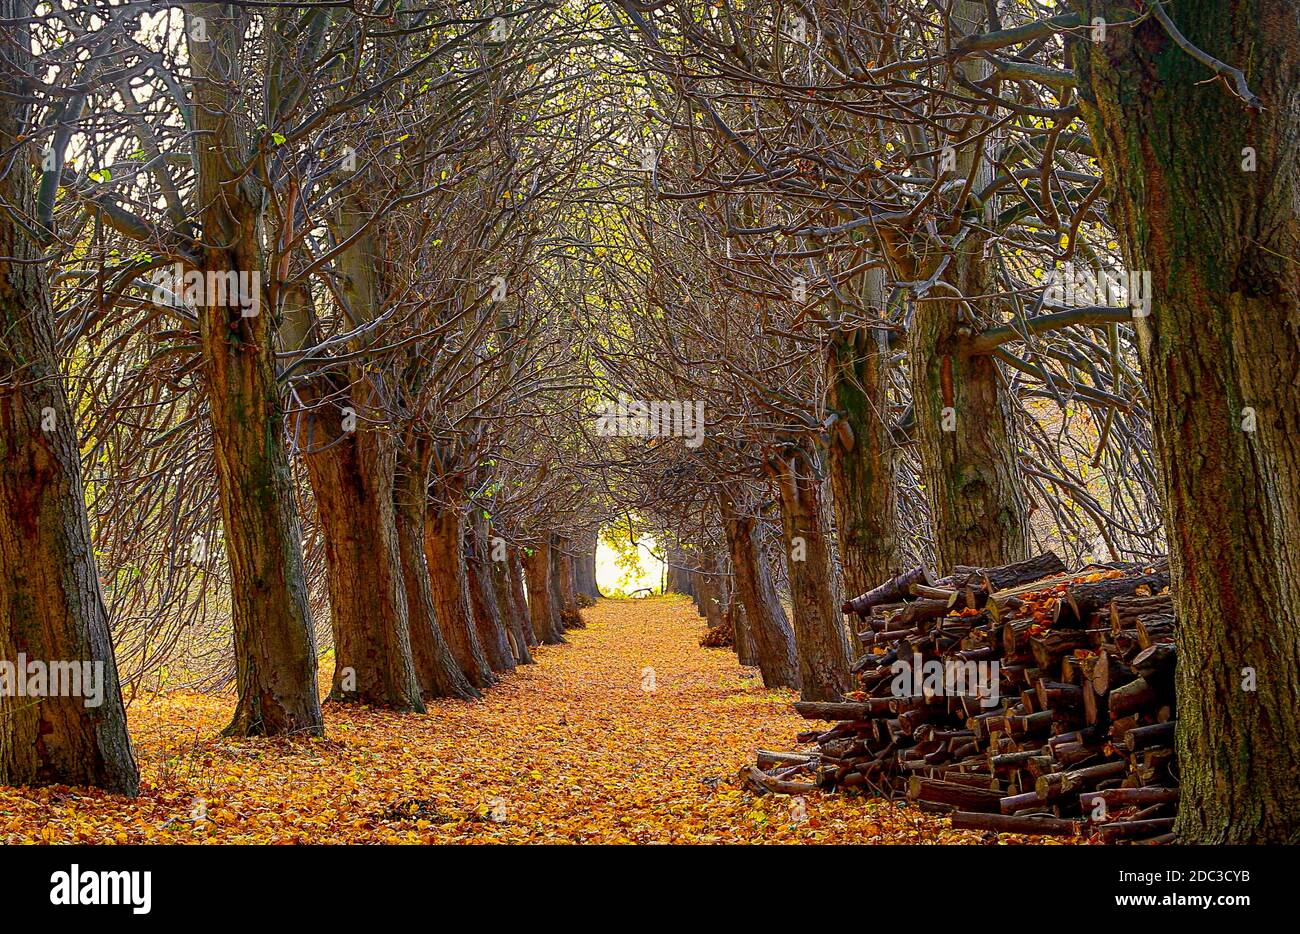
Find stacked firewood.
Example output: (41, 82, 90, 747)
(745, 553, 1180, 843)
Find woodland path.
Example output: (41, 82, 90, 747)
(1, 597, 973, 844)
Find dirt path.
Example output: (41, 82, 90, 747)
(1, 596, 972, 843)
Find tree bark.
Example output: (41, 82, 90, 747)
(301, 382, 423, 710)
(730, 600, 759, 667)
(393, 442, 477, 700)
(524, 541, 566, 644)
(665, 545, 694, 596)
(188, 5, 322, 736)
(720, 491, 800, 689)
(508, 547, 538, 647)
(423, 499, 495, 690)
(910, 276, 1031, 572)
(0, 28, 139, 789)
(574, 536, 601, 598)
(689, 562, 709, 618)
(551, 535, 581, 628)
(772, 443, 853, 701)
(826, 269, 901, 597)
(695, 555, 726, 631)
(490, 542, 533, 665)
(465, 515, 516, 673)
(905, 1, 1031, 573)
(1069, 0, 1300, 843)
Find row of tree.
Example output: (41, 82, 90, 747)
(1, 1, 1297, 844)
(581, 0, 1298, 844)
(1, 2, 617, 794)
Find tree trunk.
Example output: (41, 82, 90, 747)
(423, 502, 495, 690)
(0, 38, 139, 789)
(770, 442, 853, 701)
(525, 541, 565, 644)
(695, 558, 725, 631)
(188, 6, 322, 736)
(560, 544, 584, 614)
(490, 543, 533, 665)
(465, 515, 516, 673)
(508, 547, 538, 647)
(1070, 0, 1300, 843)
(551, 535, 581, 628)
(665, 545, 694, 596)
(909, 299, 1031, 573)
(574, 538, 601, 598)
(826, 269, 901, 597)
(731, 600, 759, 667)
(301, 382, 422, 710)
(393, 443, 477, 700)
(904, 1, 1031, 574)
(690, 564, 709, 618)
(719, 491, 800, 689)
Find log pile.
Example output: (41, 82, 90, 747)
(746, 553, 1180, 843)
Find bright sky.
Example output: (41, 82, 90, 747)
(595, 532, 665, 597)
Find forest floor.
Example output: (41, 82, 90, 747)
(3, 596, 1015, 844)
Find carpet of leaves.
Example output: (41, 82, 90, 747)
(2, 596, 1008, 844)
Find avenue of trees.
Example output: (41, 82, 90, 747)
(1, 0, 1296, 843)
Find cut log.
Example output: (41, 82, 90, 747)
(1035, 760, 1128, 799)
(979, 552, 1069, 592)
(755, 750, 815, 769)
(843, 565, 931, 616)
(1120, 721, 1175, 752)
(952, 811, 1080, 836)
(792, 700, 889, 720)
(1136, 613, 1176, 649)
(1036, 680, 1083, 709)
(890, 598, 951, 626)
(1096, 817, 1175, 843)
(1130, 642, 1176, 679)
(1110, 594, 1173, 634)
(1080, 787, 1179, 810)
(1030, 630, 1093, 670)
(999, 790, 1043, 814)
(1062, 571, 1170, 626)
(741, 766, 819, 796)
(1092, 650, 1135, 696)
(1108, 677, 1157, 719)
(907, 777, 1004, 812)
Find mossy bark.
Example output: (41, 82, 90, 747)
(0, 24, 139, 788)
(826, 319, 900, 597)
(188, 5, 322, 736)
(1069, 0, 1300, 842)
